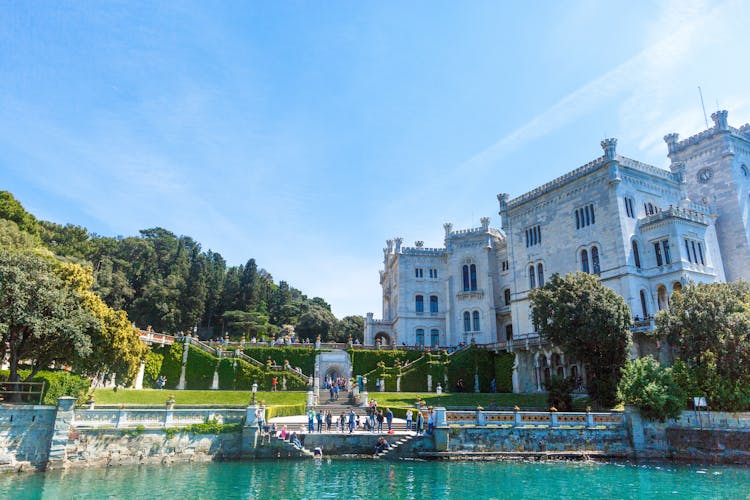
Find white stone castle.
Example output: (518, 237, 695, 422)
(365, 110, 750, 392)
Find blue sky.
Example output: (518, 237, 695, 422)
(2, 1, 749, 318)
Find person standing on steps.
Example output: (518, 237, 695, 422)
(405, 409, 413, 432)
(427, 409, 435, 435)
(385, 408, 393, 432)
(307, 409, 315, 433)
(376, 409, 384, 433)
(325, 410, 332, 431)
(416, 410, 424, 436)
(316, 409, 323, 432)
(348, 409, 356, 433)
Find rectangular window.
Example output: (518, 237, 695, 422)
(690, 241, 697, 264)
(430, 295, 438, 313)
(416, 329, 424, 347)
(576, 204, 596, 228)
(430, 329, 440, 347)
(663, 240, 671, 264)
(698, 242, 705, 265)
(415, 295, 424, 313)
(525, 225, 541, 246)
(685, 240, 692, 263)
(654, 242, 663, 267)
(415, 268, 423, 278)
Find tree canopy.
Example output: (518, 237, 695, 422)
(656, 281, 750, 410)
(530, 272, 632, 408)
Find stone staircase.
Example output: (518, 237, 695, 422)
(272, 435, 316, 458)
(373, 434, 416, 460)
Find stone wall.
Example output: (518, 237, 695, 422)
(0, 405, 56, 471)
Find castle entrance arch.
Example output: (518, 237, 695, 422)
(374, 332, 392, 346)
(315, 350, 353, 390)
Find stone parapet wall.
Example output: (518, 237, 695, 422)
(0, 405, 56, 471)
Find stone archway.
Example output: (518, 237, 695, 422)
(374, 332, 391, 346)
(315, 350, 353, 391)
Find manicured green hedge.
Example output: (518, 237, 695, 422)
(184, 345, 218, 390)
(158, 343, 183, 389)
(494, 352, 515, 393)
(348, 349, 422, 375)
(242, 346, 317, 375)
(143, 350, 164, 389)
(266, 404, 307, 420)
(0, 369, 91, 405)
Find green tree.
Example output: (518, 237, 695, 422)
(0, 191, 40, 236)
(657, 282, 750, 410)
(617, 356, 685, 421)
(336, 315, 365, 342)
(530, 272, 632, 408)
(0, 250, 96, 393)
(296, 303, 337, 341)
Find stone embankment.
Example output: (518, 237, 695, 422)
(0, 398, 748, 472)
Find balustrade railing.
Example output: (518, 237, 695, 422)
(444, 410, 624, 428)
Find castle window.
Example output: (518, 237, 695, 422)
(654, 242, 663, 266)
(504, 288, 511, 306)
(663, 240, 671, 264)
(430, 295, 438, 313)
(591, 246, 600, 274)
(529, 265, 536, 289)
(685, 239, 706, 265)
(698, 242, 704, 265)
(472, 310, 481, 331)
(430, 329, 440, 347)
(470, 264, 477, 291)
(463, 312, 471, 332)
(644, 202, 657, 216)
(657, 285, 668, 310)
(525, 225, 541, 247)
(575, 204, 595, 229)
(462, 265, 470, 291)
(742, 164, 748, 177)
(429, 268, 438, 279)
(581, 249, 590, 273)
(415, 295, 424, 313)
(624, 197, 635, 218)
(632, 241, 641, 269)
(639, 290, 648, 318)
(537, 263, 545, 286)
(416, 328, 425, 346)
(415, 268, 423, 278)
(505, 324, 513, 342)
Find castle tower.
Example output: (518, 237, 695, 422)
(666, 110, 750, 281)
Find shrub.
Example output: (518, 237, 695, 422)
(544, 375, 575, 411)
(184, 345, 217, 390)
(143, 350, 164, 388)
(242, 346, 317, 375)
(158, 343, 183, 390)
(671, 358, 750, 412)
(617, 356, 685, 421)
(493, 352, 515, 393)
(0, 369, 91, 405)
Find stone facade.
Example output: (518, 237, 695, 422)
(366, 111, 750, 392)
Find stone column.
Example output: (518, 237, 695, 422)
(47, 397, 76, 470)
(434, 407, 447, 427)
(625, 406, 646, 458)
(133, 361, 146, 390)
(177, 336, 190, 390)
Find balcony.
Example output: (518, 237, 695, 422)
(457, 289, 484, 301)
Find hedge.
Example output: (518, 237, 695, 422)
(158, 343, 183, 390)
(184, 345, 218, 390)
(0, 369, 90, 405)
(242, 346, 317, 375)
(348, 349, 422, 376)
(143, 350, 164, 389)
(494, 352, 515, 393)
(266, 404, 306, 420)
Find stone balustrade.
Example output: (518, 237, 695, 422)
(72, 407, 246, 429)
(444, 410, 624, 428)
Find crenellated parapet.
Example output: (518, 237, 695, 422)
(663, 110, 750, 156)
(400, 247, 447, 256)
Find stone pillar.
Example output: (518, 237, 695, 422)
(427, 374, 432, 392)
(133, 361, 146, 390)
(550, 412, 558, 427)
(625, 406, 646, 458)
(306, 391, 315, 411)
(512, 354, 520, 393)
(360, 390, 369, 407)
(476, 409, 486, 426)
(177, 337, 190, 390)
(396, 376, 401, 392)
(434, 407, 447, 427)
(47, 397, 76, 469)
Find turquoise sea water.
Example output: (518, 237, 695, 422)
(2, 459, 748, 500)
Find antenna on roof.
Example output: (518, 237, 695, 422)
(698, 86, 709, 129)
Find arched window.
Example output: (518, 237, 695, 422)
(429, 295, 438, 313)
(462, 265, 470, 291)
(529, 265, 536, 289)
(472, 310, 480, 331)
(504, 288, 511, 306)
(537, 263, 544, 287)
(463, 311, 471, 332)
(581, 249, 589, 273)
(470, 264, 477, 291)
(591, 246, 600, 274)
(430, 329, 440, 347)
(505, 324, 513, 342)
(672, 282, 682, 293)
(632, 241, 641, 269)
(639, 290, 648, 318)
(416, 328, 425, 346)
(741, 164, 748, 177)
(415, 295, 424, 313)
(657, 285, 668, 310)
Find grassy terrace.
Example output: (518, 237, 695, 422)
(92, 389, 552, 409)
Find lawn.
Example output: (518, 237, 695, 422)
(92, 389, 306, 406)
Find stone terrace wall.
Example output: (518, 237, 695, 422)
(0, 405, 56, 471)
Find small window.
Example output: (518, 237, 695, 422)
(525, 225, 542, 247)
(416, 328, 425, 346)
(663, 240, 671, 264)
(575, 204, 596, 228)
(463, 312, 471, 332)
(430, 329, 440, 347)
(462, 265, 470, 291)
(654, 242, 663, 266)
(415, 268, 423, 278)
(505, 324, 513, 342)
(741, 164, 748, 177)
(504, 288, 511, 306)
(581, 249, 589, 273)
(591, 246, 600, 274)
(632, 241, 641, 269)
(470, 264, 477, 291)
(537, 263, 544, 286)
(472, 310, 480, 331)
(698, 242, 704, 265)
(529, 265, 536, 289)
(415, 295, 424, 313)
(624, 197, 635, 218)
(639, 290, 648, 318)
(429, 295, 438, 313)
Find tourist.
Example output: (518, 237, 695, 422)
(416, 411, 424, 436)
(290, 432, 302, 449)
(348, 409, 356, 433)
(256, 407, 265, 431)
(490, 378, 497, 393)
(316, 410, 323, 432)
(405, 409, 413, 432)
(376, 410, 384, 433)
(427, 409, 435, 435)
(325, 410, 332, 431)
(307, 410, 315, 433)
(374, 436, 390, 455)
(385, 408, 393, 432)
(271, 377, 277, 392)
(279, 424, 288, 440)
(329, 385, 335, 401)
(339, 412, 346, 432)
(334, 383, 339, 400)
(369, 405, 376, 430)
